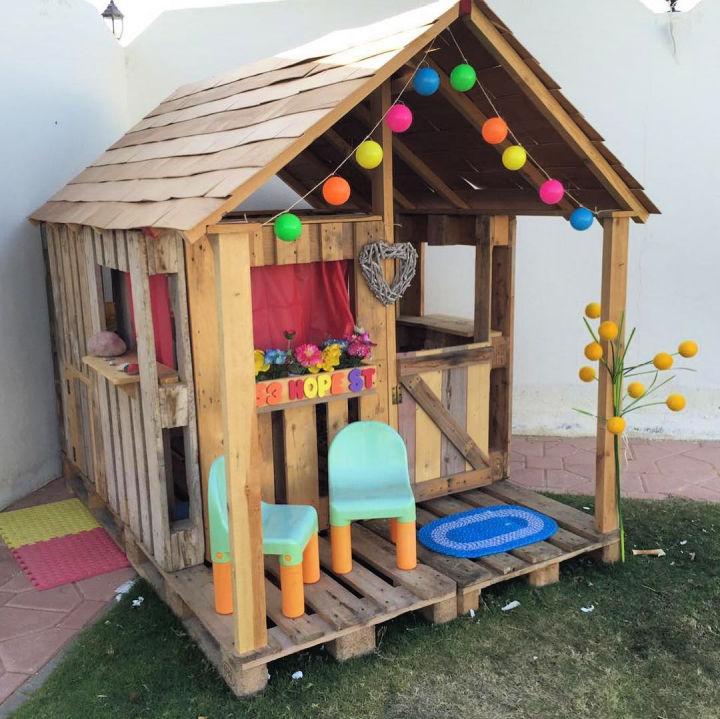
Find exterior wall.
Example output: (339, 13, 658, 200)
(0, 0, 127, 507)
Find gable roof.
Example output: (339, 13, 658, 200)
(31, 0, 657, 240)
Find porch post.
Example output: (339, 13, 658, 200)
(595, 216, 629, 562)
(210, 231, 267, 652)
(371, 80, 399, 428)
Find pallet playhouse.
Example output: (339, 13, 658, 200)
(31, 0, 658, 697)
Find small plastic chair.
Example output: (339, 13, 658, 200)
(328, 421, 417, 574)
(208, 456, 320, 619)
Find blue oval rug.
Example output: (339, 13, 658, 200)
(418, 505, 558, 558)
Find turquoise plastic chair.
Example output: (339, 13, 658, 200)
(328, 421, 417, 574)
(208, 456, 320, 619)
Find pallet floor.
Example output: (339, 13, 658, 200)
(413, 480, 617, 612)
(70, 473, 616, 696)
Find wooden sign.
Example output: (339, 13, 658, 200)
(256, 365, 377, 412)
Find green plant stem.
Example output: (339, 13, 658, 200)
(614, 432, 625, 562)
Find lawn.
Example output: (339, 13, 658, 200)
(12, 497, 720, 719)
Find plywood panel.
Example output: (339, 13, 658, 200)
(440, 367, 468, 476)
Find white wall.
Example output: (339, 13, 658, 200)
(0, 0, 128, 507)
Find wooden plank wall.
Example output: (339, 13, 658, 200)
(191, 218, 395, 538)
(43, 223, 204, 572)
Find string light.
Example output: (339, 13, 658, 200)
(264, 41, 439, 228)
(266, 28, 604, 232)
(445, 27, 588, 210)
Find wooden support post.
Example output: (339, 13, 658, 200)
(473, 216, 492, 342)
(185, 235, 222, 561)
(211, 231, 267, 654)
(488, 217, 516, 478)
(326, 626, 376, 661)
(527, 562, 560, 587)
(128, 232, 171, 569)
(371, 81, 398, 429)
(595, 217, 629, 558)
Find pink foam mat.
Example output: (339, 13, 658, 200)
(11, 527, 130, 591)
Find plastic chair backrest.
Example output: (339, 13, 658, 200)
(208, 456, 230, 562)
(328, 421, 409, 485)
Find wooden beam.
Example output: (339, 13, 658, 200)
(595, 217, 629, 556)
(185, 4, 460, 241)
(465, 6, 649, 222)
(185, 236, 222, 561)
(277, 169, 324, 210)
(371, 82, 399, 430)
(210, 230, 267, 653)
(353, 104, 469, 210)
(474, 216, 492, 342)
(324, 128, 413, 211)
(488, 217, 515, 477)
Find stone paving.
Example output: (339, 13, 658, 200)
(0, 480, 135, 708)
(0, 436, 718, 709)
(511, 436, 720, 501)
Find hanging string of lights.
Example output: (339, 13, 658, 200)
(269, 28, 597, 243)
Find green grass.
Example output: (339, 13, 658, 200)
(12, 497, 720, 719)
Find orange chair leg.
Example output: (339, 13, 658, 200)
(279, 563, 305, 619)
(212, 562, 233, 615)
(396, 520, 417, 570)
(389, 518, 398, 544)
(331, 524, 352, 574)
(302, 533, 320, 584)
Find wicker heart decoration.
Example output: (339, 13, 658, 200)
(358, 241, 418, 306)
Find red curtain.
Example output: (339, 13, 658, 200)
(251, 260, 355, 349)
(124, 273, 176, 369)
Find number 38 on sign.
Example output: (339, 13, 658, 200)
(255, 365, 377, 411)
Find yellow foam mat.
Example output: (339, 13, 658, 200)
(0, 499, 99, 549)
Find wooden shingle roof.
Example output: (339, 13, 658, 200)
(31, 0, 657, 240)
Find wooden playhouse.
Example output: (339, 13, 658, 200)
(31, 0, 658, 696)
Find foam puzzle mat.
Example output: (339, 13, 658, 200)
(0, 499, 99, 549)
(12, 527, 130, 590)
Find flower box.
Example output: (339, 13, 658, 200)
(255, 365, 377, 413)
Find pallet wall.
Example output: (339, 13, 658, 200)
(188, 217, 397, 542)
(43, 223, 204, 572)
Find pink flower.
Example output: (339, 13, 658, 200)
(347, 340, 371, 359)
(295, 343, 322, 368)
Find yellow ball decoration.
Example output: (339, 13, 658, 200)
(502, 145, 527, 171)
(666, 394, 686, 412)
(653, 352, 674, 371)
(678, 340, 698, 358)
(584, 342, 603, 361)
(585, 302, 601, 320)
(606, 416, 626, 435)
(578, 366, 596, 382)
(627, 381, 645, 399)
(355, 140, 383, 169)
(598, 320, 618, 342)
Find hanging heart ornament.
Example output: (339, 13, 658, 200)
(358, 241, 418, 306)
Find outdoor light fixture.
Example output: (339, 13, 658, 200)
(101, 1, 124, 40)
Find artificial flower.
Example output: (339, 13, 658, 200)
(264, 348, 287, 365)
(254, 349, 270, 375)
(295, 343, 322, 368)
